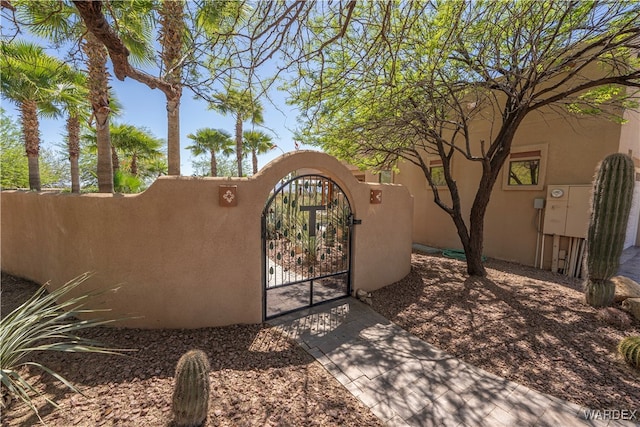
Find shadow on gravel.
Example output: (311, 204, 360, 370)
(370, 253, 640, 412)
(1, 272, 349, 426)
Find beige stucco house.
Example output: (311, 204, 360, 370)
(361, 103, 640, 274)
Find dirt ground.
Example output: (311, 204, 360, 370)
(371, 252, 640, 411)
(0, 273, 381, 427)
(3, 251, 639, 425)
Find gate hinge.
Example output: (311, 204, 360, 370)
(348, 214, 362, 226)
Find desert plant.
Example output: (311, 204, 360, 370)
(618, 336, 640, 370)
(0, 273, 123, 420)
(172, 349, 211, 427)
(114, 169, 144, 193)
(585, 153, 634, 307)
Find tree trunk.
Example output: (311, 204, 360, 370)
(159, 0, 185, 176)
(462, 121, 520, 276)
(210, 153, 217, 177)
(21, 100, 41, 191)
(235, 115, 243, 176)
(83, 32, 113, 193)
(27, 156, 40, 191)
(167, 96, 181, 175)
(111, 145, 120, 173)
(252, 150, 258, 175)
(95, 109, 113, 193)
(131, 153, 138, 176)
(428, 120, 520, 276)
(67, 115, 81, 193)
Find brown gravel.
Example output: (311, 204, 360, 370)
(0, 273, 382, 427)
(4, 252, 640, 425)
(371, 252, 640, 411)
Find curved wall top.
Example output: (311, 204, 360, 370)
(1, 150, 412, 328)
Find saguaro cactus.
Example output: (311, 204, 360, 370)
(172, 349, 211, 427)
(585, 153, 634, 307)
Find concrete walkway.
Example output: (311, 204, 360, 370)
(269, 298, 638, 427)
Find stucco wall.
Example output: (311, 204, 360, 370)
(395, 108, 632, 267)
(1, 151, 412, 328)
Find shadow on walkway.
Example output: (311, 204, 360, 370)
(270, 298, 637, 427)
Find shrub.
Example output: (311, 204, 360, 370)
(0, 273, 124, 420)
(618, 336, 640, 370)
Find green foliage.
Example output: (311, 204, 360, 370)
(618, 336, 640, 370)
(172, 349, 210, 427)
(242, 130, 273, 153)
(186, 128, 234, 157)
(285, 1, 640, 276)
(114, 170, 144, 194)
(191, 156, 250, 177)
(0, 273, 125, 420)
(80, 123, 166, 191)
(0, 109, 67, 189)
(0, 110, 29, 189)
(585, 153, 635, 307)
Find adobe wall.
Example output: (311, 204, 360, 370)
(395, 109, 628, 267)
(1, 151, 412, 328)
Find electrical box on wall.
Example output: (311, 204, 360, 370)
(542, 185, 591, 237)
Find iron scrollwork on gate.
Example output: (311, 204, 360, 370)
(262, 174, 352, 319)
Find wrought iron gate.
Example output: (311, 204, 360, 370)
(262, 174, 352, 319)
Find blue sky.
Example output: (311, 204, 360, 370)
(2, 35, 307, 177)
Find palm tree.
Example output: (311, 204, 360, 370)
(243, 130, 274, 175)
(210, 89, 263, 176)
(110, 124, 164, 177)
(51, 70, 91, 193)
(186, 128, 234, 177)
(0, 41, 65, 191)
(18, 1, 154, 192)
(158, 0, 185, 176)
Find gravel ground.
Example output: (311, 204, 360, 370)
(371, 252, 640, 412)
(0, 273, 382, 427)
(3, 252, 640, 425)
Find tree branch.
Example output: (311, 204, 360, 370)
(72, 0, 178, 98)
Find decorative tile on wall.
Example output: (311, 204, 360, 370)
(370, 189, 382, 204)
(219, 185, 238, 207)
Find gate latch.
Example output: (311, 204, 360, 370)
(348, 214, 362, 226)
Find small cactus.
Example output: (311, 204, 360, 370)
(585, 153, 634, 307)
(172, 349, 210, 427)
(618, 336, 640, 370)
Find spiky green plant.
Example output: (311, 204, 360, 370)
(0, 272, 125, 421)
(618, 336, 640, 370)
(172, 349, 210, 427)
(585, 153, 634, 307)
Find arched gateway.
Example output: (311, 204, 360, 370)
(262, 174, 354, 318)
(2, 151, 412, 328)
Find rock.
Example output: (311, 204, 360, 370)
(612, 276, 640, 302)
(355, 289, 372, 305)
(621, 298, 640, 321)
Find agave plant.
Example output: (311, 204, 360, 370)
(0, 272, 126, 420)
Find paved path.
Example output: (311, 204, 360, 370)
(269, 298, 638, 427)
(619, 246, 640, 283)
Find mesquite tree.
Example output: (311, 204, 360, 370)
(289, 1, 640, 276)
